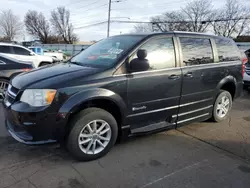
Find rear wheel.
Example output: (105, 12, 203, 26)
(0, 79, 9, 101)
(67, 108, 118, 161)
(212, 90, 232, 122)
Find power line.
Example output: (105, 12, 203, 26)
(110, 17, 250, 24)
(71, 3, 109, 15)
(70, 0, 102, 11)
(75, 21, 108, 29)
(112, 0, 187, 11)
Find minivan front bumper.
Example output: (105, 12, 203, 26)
(3, 102, 67, 144)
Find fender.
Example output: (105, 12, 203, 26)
(216, 75, 237, 90)
(58, 88, 127, 119)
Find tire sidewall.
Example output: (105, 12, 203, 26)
(67, 109, 118, 161)
(213, 91, 232, 122)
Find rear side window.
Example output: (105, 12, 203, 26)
(180, 37, 214, 66)
(0, 46, 12, 54)
(13, 47, 30, 56)
(215, 38, 240, 62)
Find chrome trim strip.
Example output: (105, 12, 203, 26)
(177, 113, 209, 124)
(180, 98, 213, 107)
(178, 105, 213, 116)
(8, 88, 17, 97)
(113, 67, 180, 77)
(127, 105, 179, 117)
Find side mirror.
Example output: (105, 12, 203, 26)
(129, 49, 149, 72)
(30, 52, 35, 56)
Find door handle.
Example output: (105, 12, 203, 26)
(184, 72, 193, 78)
(168, 74, 180, 80)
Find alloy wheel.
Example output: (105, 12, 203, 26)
(216, 95, 230, 118)
(78, 120, 112, 155)
(0, 80, 8, 101)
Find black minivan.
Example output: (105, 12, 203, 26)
(3, 32, 243, 161)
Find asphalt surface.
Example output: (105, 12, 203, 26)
(0, 92, 250, 188)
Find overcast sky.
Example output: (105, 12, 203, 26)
(1, 0, 250, 41)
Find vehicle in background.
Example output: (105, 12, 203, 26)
(29, 47, 64, 61)
(3, 32, 243, 161)
(243, 49, 250, 89)
(0, 54, 33, 101)
(0, 43, 54, 68)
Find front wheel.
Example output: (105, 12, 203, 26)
(212, 90, 232, 122)
(0, 78, 9, 101)
(67, 108, 118, 161)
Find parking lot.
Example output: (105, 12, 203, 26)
(0, 91, 250, 188)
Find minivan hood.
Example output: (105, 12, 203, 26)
(11, 63, 99, 89)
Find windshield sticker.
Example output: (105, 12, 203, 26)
(108, 48, 123, 55)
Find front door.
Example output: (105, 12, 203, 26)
(125, 36, 182, 131)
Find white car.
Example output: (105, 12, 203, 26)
(0, 43, 54, 68)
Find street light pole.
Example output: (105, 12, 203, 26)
(107, 0, 112, 37)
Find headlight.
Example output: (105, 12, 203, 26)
(20, 89, 57, 107)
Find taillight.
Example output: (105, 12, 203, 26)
(242, 57, 248, 77)
(22, 68, 32, 72)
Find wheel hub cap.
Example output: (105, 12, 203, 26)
(78, 120, 112, 155)
(216, 95, 230, 118)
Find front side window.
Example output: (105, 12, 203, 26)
(0, 46, 12, 54)
(13, 47, 31, 56)
(131, 37, 176, 71)
(180, 37, 214, 66)
(70, 35, 144, 68)
(215, 38, 241, 62)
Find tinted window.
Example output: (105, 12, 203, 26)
(0, 46, 12, 53)
(215, 38, 241, 62)
(180, 38, 213, 66)
(132, 37, 176, 70)
(13, 47, 30, 55)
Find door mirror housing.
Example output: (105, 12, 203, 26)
(30, 52, 36, 56)
(129, 49, 149, 72)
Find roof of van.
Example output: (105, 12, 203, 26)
(119, 31, 229, 39)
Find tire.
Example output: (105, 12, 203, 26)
(39, 62, 51, 67)
(0, 78, 9, 101)
(211, 90, 232, 122)
(67, 108, 118, 161)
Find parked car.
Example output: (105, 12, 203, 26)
(243, 49, 250, 89)
(0, 43, 54, 68)
(29, 47, 63, 61)
(0, 54, 33, 101)
(3, 32, 243, 161)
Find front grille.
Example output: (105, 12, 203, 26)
(4, 85, 19, 106)
(245, 65, 250, 75)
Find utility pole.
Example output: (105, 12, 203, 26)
(107, 0, 112, 37)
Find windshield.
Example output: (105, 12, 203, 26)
(70, 35, 144, 68)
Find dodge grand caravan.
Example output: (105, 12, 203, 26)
(3, 32, 243, 161)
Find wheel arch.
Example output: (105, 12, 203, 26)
(39, 61, 52, 67)
(216, 75, 237, 99)
(59, 88, 127, 128)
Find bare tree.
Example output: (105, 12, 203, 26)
(150, 11, 192, 32)
(25, 10, 50, 43)
(0, 10, 22, 41)
(133, 23, 153, 33)
(50, 7, 78, 44)
(181, 0, 214, 32)
(212, 0, 250, 37)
